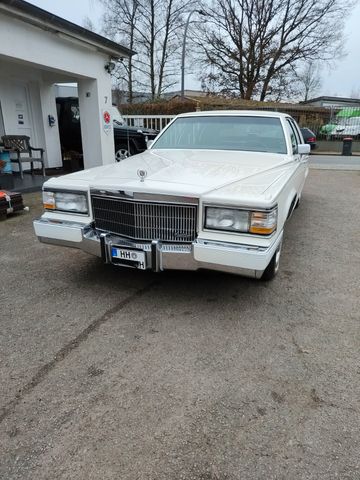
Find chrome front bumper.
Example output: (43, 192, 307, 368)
(33, 218, 283, 279)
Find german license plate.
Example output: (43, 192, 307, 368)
(111, 247, 146, 269)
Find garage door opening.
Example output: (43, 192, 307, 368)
(56, 93, 84, 172)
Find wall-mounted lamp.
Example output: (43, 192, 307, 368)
(104, 61, 116, 74)
(48, 114, 56, 127)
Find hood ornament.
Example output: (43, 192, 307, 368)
(137, 169, 147, 182)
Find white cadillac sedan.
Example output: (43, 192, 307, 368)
(34, 111, 309, 280)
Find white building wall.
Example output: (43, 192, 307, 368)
(39, 83, 62, 168)
(0, 63, 62, 169)
(78, 78, 115, 168)
(55, 84, 78, 98)
(0, 13, 108, 79)
(0, 76, 33, 140)
(0, 12, 117, 170)
(27, 81, 43, 150)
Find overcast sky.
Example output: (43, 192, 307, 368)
(27, 0, 360, 98)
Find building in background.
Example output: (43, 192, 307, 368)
(300, 96, 360, 109)
(0, 0, 132, 172)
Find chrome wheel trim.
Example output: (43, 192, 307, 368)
(115, 148, 130, 162)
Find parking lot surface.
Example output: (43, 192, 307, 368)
(1, 170, 359, 480)
(309, 154, 360, 170)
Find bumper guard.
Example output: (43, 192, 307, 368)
(33, 218, 283, 279)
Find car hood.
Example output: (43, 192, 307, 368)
(47, 149, 297, 207)
(113, 124, 144, 136)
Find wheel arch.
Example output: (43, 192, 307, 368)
(286, 192, 298, 220)
(115, 138, 136, 152)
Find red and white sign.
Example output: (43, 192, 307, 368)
(102, 109, 112, 135)
(103, 110, 111, 124)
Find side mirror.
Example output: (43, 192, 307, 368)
(298, 144, 310, 155)
(147, 140, 154, 149)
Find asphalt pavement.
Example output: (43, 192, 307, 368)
(1, 169, 360, 480)
(310, 154, 360, 169)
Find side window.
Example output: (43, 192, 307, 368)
(286, 119, 298, 154)
(289, 119, 302, 144)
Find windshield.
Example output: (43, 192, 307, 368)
(152, 116, 287, 154)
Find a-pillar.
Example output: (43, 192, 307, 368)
(78, 75, 115, 169)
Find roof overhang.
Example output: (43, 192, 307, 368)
(0, 0, 134, 59)
(300, 96, 360, 105)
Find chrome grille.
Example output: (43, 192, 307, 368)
(91, 196, 198, 242)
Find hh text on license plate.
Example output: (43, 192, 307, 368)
(111, 247, 146, 269)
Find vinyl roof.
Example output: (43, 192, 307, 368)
(0, 0, 134, 58)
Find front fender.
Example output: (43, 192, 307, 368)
(286, 192, 298, 220)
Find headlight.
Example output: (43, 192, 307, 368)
(205, 206, 277, 235)
(43, 191, 88, 214)
(205, 207, 250, 232)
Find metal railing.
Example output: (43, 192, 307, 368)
(123, 115, 175, 131)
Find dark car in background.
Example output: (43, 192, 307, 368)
(56, 97, 158, 170)
(300, 127, 317, 150)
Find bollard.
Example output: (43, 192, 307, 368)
(342, 137, 353, 156)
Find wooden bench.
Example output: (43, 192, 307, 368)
(1, 135, 45, 179)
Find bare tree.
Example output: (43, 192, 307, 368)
(82, 16, 97, 32)
(296, 62, 322, 101)
(101, 0, 194, 101)
(349, 87, 360, 99)
(101, 0, 140, 103)
(199, 0, 351, 101)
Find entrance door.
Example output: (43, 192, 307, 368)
(13, 83, 34, 139)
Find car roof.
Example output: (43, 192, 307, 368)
(177, 110, 292, 119)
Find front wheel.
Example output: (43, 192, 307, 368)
(261, 243, 282, 281)
(115, 143, 133, 162)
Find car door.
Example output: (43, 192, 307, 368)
(285, 118, 309, 195)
